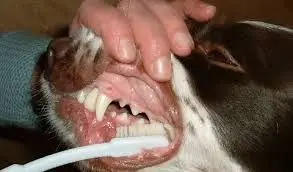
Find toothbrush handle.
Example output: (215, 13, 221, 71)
(1, 136, 169, 172)
(1, 164, 26, 172)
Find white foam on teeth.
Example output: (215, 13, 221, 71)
(84, 88, 99, 111)
(116, 123, 169, 138)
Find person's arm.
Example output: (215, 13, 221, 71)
(0, 32, 51, 129)
(70, 0, 216, 81)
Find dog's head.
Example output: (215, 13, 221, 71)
(32, 21, 293, 172)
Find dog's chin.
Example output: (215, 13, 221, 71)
(43, 62, 184, 171)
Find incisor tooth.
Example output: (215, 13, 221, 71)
(77, 90, 87, 104)
(78, 87, 91, 103)
(95, 93, 112, 121)
(84, 88, 99, 111)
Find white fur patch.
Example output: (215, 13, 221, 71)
(240, 20, 293, 33)
(141, 55, 246, 172)
(71, 27, 103, 63)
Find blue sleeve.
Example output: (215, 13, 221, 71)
(0, 32, 51, 129)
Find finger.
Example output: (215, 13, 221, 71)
(70, 0, 136, 63)
(183, 0, 216, 22)
(119, 0, 172, 82)
(142, 0, 194, 56)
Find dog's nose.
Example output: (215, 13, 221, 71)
(44, 37, 73, 82)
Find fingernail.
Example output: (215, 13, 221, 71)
(174, 32, 194, 51)
(118, 39, 136, 62)
(202, 4, 216, 17)
(150, 56, 172, 81)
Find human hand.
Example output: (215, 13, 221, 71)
(70, 0, 216, 81)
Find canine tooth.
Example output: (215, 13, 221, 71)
(84, 88, 99, 111)
(119, 100, 127, 107)
(130, 105, 140, 116)
(95, 93, 112, 121)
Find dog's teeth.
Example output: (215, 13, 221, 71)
(84, 88, 99, 112)
(120, 113, 128, 121)
(151, 123, 165, 135)
(77, 90, 87, 104)
(128, 125, 136, 137)
(130, 105, 140, 116)
(110, 112, 117, 117)
(116, 123, 167, 138)
(95, 93, 112, 121)
(119, 100, 127, 107)
(136, 119, 145, 124)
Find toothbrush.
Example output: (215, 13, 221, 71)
(1, 136, 169, 172)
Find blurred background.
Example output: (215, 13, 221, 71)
(0, 0, 292, 170)
(0, 0, 292, 36)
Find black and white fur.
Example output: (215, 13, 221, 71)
(36, 20, 293, 172)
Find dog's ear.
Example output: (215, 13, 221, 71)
(185, 18, 245, 73)
(195, 43, 245, 73)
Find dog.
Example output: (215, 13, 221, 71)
(31, 19, 293, 172)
